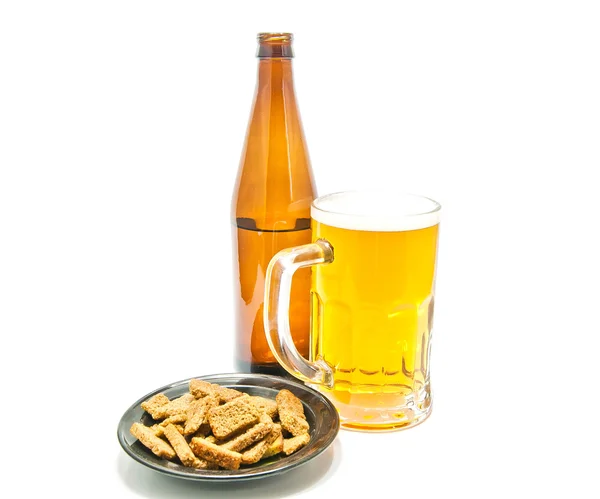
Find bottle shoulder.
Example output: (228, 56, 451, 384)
(232, 58, 316, 228)
(232, 171, 316, 229)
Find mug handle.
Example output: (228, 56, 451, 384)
(264, 239, 335, 388)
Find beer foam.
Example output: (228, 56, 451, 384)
(311, 191, 441, 232)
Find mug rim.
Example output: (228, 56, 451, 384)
(311, 190, 441, 232)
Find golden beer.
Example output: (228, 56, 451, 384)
(264, 191, 440, 431)
(311, 220, 438, 430)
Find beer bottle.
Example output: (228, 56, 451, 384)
(232, 33, 316, 375)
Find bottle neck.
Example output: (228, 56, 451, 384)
(257, 43, 293, 59)
(257, 33, 294, 58)
(256, 58, 295, 91)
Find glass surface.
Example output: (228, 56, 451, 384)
(232, 33, 316, 374)
(264, 191, 441, 431)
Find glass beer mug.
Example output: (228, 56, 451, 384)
(264, 191, 441, 431)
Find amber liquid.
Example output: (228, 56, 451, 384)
(311, 220, 438, 430)
(233, 217, 311, 374)
(232, 34, 316, 374)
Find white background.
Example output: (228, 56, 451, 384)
(1, 1, 599, 498)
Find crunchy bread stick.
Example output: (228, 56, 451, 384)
(263, 432, 284, 459)
(163, 424, 202, 467)
(220, 421, 273, 452)
(249, 396, 278, 419)
(240, 422, 282, 464)
(202, 394, 220, 422)
(208, 397, 259, 439)
(189, 379, 244, 403)
(152, 423, 184, 437)
(191, 458, 219, 470)
(130, 422, 176, 459)
(141, 393, 170, 419)
(241, 439, 270, 464)
(283, 433, 310, 456)
(153, 393, 195, 419)
(184, 397, 210, 436)
(276, 389, 309, 436)
(186, 394, 219, 436)
(264, 423, 282, 450)
(192, 423, 212, 439)
(159, 413, 187, 426)
(190, 438, 242, 470)
(189, 379, 215, 398)
(216, 386, 245, 403)
(259, 413, 273, 424)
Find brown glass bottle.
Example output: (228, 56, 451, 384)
(232, 33, 316, 375)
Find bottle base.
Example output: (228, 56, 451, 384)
(234, 360, 296, 379)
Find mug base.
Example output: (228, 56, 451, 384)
(316, 381, 433, 432)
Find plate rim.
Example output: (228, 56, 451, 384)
(117, 372, 340, 482)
